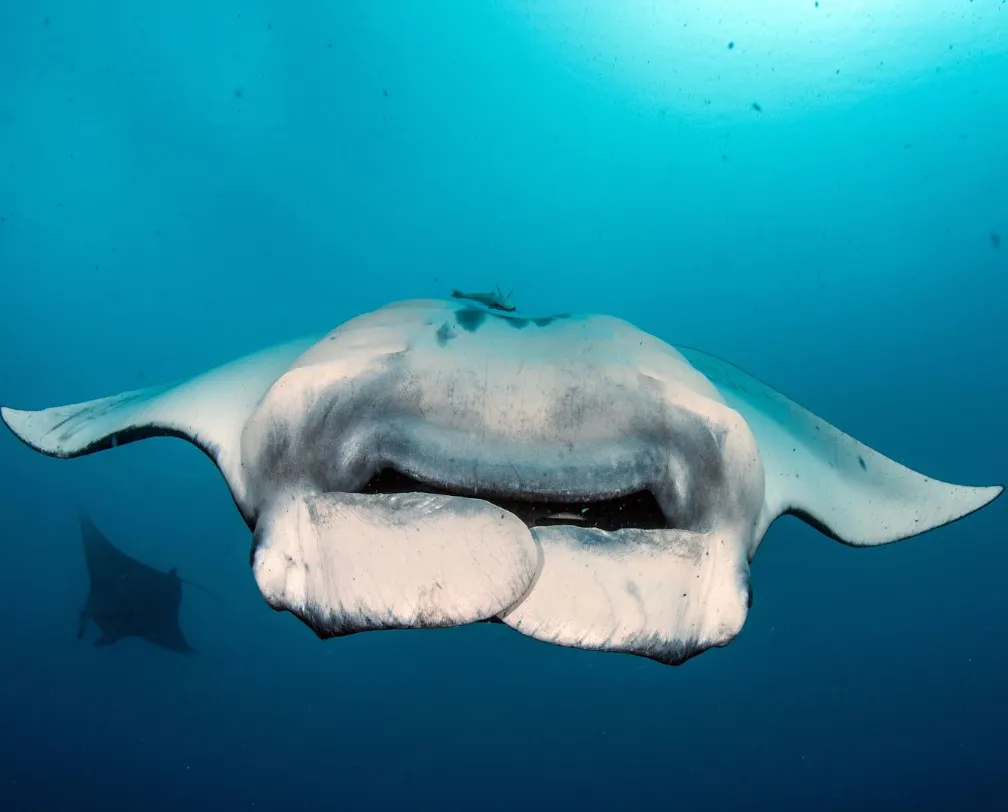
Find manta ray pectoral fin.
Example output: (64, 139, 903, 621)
(251, 491, 540, 637)
(678, 347, 1004, 546)
(499, 525, 751, 666)
(0, 337, 318, 520)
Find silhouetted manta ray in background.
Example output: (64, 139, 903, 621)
(77, 512, 216, 654)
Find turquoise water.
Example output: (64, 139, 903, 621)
(1, 2, 1006, 810)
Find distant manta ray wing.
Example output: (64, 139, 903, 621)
(678, 346, 1003, 546)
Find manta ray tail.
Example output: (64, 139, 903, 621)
(179, 576, 221, 605)
(679, 348, 1003, 547)
(1, 339, 316, 523)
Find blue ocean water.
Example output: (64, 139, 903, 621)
(1, 1, 1006, 809)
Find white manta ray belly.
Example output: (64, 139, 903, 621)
(1, 298, 1001, 667)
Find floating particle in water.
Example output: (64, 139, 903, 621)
(728, 41, 734, 50)
(992, 232, 1001, 248)
(752, 102, 762, 112)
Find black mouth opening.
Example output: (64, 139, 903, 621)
(360, 468, 667, 532)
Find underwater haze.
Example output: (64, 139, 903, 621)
(1, 1, 1007, 810)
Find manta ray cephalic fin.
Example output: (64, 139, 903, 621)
(499, 524, 751, 666)
(251, 490, 541, 637)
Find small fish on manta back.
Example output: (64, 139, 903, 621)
(451, 286, 516, 312)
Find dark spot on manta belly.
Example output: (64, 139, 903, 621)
(494, 314, 529, 329)
(858, 455, 867, 470)
(455, 307, 487, 333)
(534, 314, 571, 327)
(435, 322, 455, 346)
(456, 307, 571, 333)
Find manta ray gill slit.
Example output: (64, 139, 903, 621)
(359, 468, 667, 532)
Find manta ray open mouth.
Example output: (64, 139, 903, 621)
(360, 468, 669, 531)
(1, 298, 1001, 667)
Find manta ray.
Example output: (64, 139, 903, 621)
(77, 511, 199, 653)
(1, 299, 1001, 666)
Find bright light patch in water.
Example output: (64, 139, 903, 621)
(513, 0, 1008, 119)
